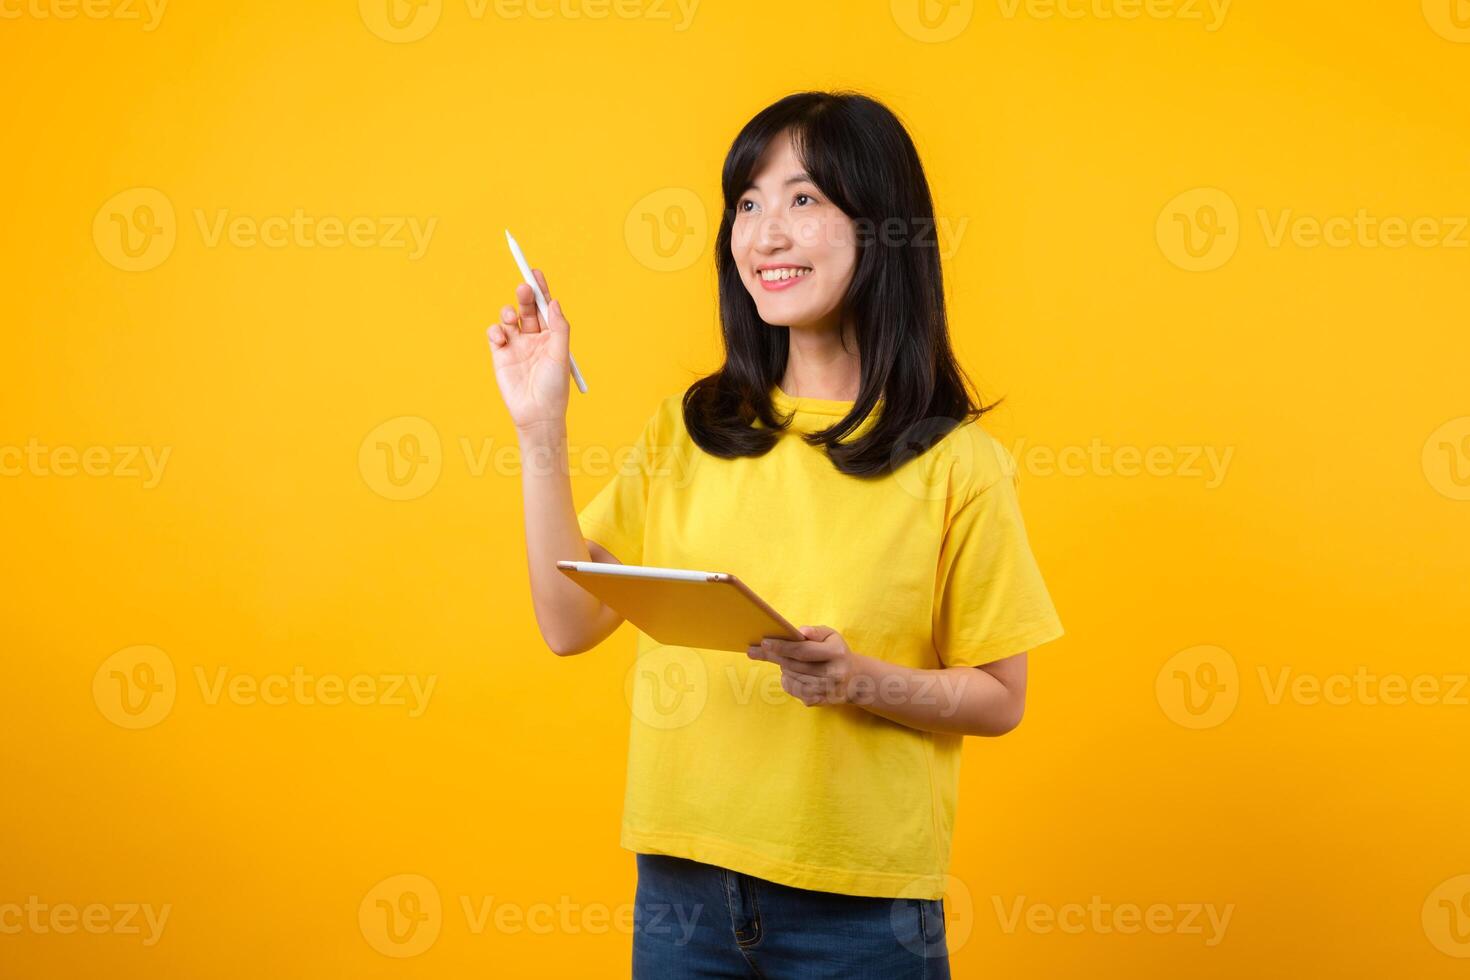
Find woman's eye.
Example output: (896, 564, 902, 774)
(736, 194, 814, 213)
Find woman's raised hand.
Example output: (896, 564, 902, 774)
(486, 268, 573, 432)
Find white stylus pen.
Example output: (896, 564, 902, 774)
(505, 228, 589, 394)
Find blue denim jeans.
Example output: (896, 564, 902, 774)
(631, 853, 951, 979)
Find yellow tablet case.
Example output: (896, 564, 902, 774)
(556, 562, 804, 653)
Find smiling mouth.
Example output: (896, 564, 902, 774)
(755, 266, 813, 293)
(756, 266, 812, 282)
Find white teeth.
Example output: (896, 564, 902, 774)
(758, 267, 812, 282)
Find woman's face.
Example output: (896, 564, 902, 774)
(731, 131, 857, 331)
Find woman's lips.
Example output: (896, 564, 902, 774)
(756, 269, 812, 292)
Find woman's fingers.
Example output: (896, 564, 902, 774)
(508, 269, 552, 337)
(781, 657, 829, 677)
(488, 306, 517, 350)
(540, 300, 568, 365)
(515, 282, 542, 333)
(780, 672, 816, 705)
(785, 672, 829, 706)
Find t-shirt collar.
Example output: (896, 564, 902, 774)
(769, 383, 884, 437)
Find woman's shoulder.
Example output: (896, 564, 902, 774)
(621, 393, 695, 458)
(649, 391, 689, 439)
(616, 393, 684, 435)
(923, 416, 1018, 506)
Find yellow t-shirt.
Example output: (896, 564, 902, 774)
(576, 384, 1064, 900)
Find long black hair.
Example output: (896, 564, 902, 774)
(681, 90, 998, 478)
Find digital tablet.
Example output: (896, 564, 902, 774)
(555, 560, 804, 653)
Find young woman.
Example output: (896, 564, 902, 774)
(487, 91, 1064, 979)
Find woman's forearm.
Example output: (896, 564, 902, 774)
(845, 653, 1026, 737)
(517, 420, 618, 655)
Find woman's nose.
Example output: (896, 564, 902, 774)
(755, 214, 791, 251)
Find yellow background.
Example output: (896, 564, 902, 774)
(3, 0, 1468, 976)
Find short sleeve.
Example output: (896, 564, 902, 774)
(576, 407, 662, 566)
(932, 446, 1064, 668)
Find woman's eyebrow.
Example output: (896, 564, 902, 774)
(742, 172, 815, 193)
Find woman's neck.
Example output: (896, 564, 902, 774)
(781, 312, 861, 401)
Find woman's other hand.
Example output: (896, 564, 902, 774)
(747, 626, 860, 707)
(486, 268, 572, 432)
